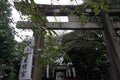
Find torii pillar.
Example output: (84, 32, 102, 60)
(32, 29, 45, 80)
(101, 11, 120, 80)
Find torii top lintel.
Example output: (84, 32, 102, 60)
(14, 2, 120, 16)
(15, 2, 120, 30)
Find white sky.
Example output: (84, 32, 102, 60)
(9, 0, 83, 42)
(34, 0, 83, 5)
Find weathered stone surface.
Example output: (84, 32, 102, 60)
(16, 21, 120, 30)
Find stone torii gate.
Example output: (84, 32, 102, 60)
(16, 3, 120, 80)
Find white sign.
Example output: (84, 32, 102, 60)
(19, 37, 34, 80)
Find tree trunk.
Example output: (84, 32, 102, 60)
(101, 11, 120, 80)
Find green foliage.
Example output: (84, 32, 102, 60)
(39, 34, 64, 65)
(14, 0, 64, 67)
(70, 0, 120, 24)
(15, 0, 48, 30)
(62, 30, 110, 80)
(84, 0, 109, 16)
(0, 0, 21, 80)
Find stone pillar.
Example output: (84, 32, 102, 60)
(101, 11, 120, 80)
(32, 29, 45, 80)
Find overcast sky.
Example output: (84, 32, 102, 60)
(34, 0, 83, 5)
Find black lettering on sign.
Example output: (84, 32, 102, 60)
(21, 71, 27, 77)
(22, 64, 27, 69)
(26, 46, 32, 51)
(24, 57, 28, 63)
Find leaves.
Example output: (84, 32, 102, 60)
(0, 1, 20, 80)
(40, 34, 64, 65)
(62, 30, 109, 79)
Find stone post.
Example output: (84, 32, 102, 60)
(32, 29, 45, 80)
(101, 11, 120, 80)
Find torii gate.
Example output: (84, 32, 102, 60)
(15, 3, 120, 80)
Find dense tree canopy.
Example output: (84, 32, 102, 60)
(0, 0, 20, 80)
(62, 30, 111, 80)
